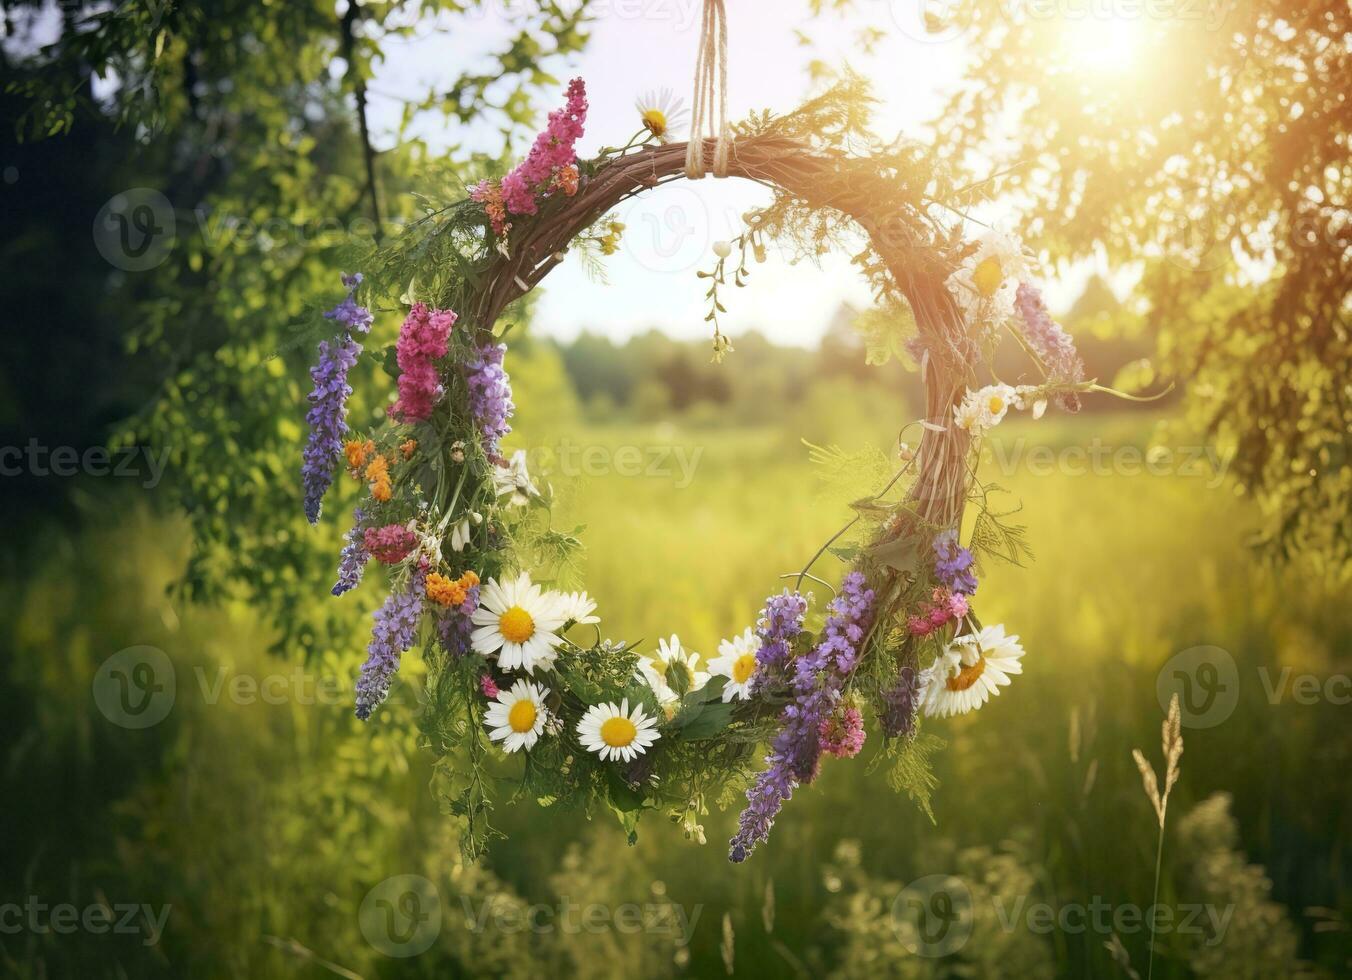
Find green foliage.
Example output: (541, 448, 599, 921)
(5, 412, 1351, 975)
(1174, 793, 1319, 977)
(880, 731, 945, 824)
(931, 0, 1352, 574)
(6, 0, 597, 657)
(820, 837, 1056, 979)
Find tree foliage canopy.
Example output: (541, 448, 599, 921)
(932, 0, 1350, 571)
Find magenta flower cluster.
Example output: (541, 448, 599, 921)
(363, 523, 418, 565)
(729, 572, 875, 863)
(907, 586, 969, 637)
(1015, 281, 1085, 411)
(819, 703, 866, 759)
(302, 275, 372, 523)
(354, 566, 426, 721)
(465, 342, 514, 458)
(501, 77, 587, 216)
(470, 78, 588, 235)
(389, 304, 456, 423)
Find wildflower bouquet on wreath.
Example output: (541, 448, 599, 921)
(298, 76, 1114, 861)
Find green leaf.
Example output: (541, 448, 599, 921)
(884, 732, 945, 823)
(867, 535, 920, 574)
(672, 697, 735, 740)
(606, 770, 645, 813)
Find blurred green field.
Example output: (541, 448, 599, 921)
(4, 411, 1350, 978)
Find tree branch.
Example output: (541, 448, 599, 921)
(339, 1, 382, 241)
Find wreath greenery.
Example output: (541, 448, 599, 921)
(298, 76, 1102, 862)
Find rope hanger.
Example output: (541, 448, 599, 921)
(684, 0, 732, 179)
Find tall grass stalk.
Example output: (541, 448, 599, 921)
(1131, 693, 1184, 980)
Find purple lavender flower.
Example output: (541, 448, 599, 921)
(354, 568, 426, 721)
(332, 507, 369, 596)
(302, 334, 361, 524)
(302, 275, 373, 523)
(465, 342, 514, 458)
(752, 590, 809, 694)
(933, 529, 977, 596)
(730, 572, 875, 863)
(324, 274, 374, 335)
(435, 584, 481, 658)
(880, 665, 920, 738)
(1015, 282, 1084, 411)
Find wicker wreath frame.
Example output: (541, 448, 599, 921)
(473, 136, 973, 546)
(306, 112, 1084, 860)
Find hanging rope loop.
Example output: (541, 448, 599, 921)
(684, 0, 731, 179)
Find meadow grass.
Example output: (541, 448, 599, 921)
(4, 411, 1348, 977)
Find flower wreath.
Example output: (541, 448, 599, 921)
(300, 78, 1104, 862)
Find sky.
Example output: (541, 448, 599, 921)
(365, 0, 1105, 348)
(4, 0, 1109, 348)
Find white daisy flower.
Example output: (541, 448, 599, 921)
(556, 591, 599, 626)
(635, 88, 689, 143)
(954, 384, 1019, 434)
(920, 624, 1025, 718)
(637, 661, 679, 710)
(492, 450, 538, 507)
(977, 383, 1017, 426)
(953, 396, 985, 433)
(576, 698, 661, 762)
(707, 626, 762, 702)
(946, 229, 1030, 322)
(470, 572, 568, 674)
(652, 634, 709, 697)
(483, 679, 550, 753)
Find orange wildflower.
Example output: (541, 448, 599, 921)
(365, 454, 392, 502)
(426, 572, 467, 607)
(345, 438, 374, 474)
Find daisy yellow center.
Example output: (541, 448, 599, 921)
(641, 108, 667, 136)
(972, 257, 1004, 298)
(946, 657, 987, 692)
(987, 394, 1006, 414)
(507, 699, 537, 733)
(732, 654, 757, 684)
(499, 606, 535, 644)
(600, 716, 638, 747)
